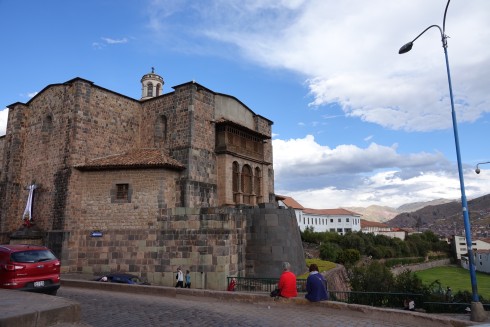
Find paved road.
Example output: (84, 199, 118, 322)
(58, 286, 428, 327)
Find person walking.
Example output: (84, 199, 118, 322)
(446, 286, 453, 302)
(305, 263, 329, 302)
(278, 262, 297, 298)
(175, 267, 184, 288)
(184, 270, 191, 288)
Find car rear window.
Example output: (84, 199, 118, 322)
(11, 250, 57, 263)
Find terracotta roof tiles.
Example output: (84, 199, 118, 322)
(360, 220, 389, 228)
(75, 148, 185, 171)
(276, 195, 305, 209)
(302, 208, 360, 216)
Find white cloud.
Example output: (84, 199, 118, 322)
(364, 135, 373, 142)
(151, 0, 490, 132)
(272, 135, 489, 208)
(93, 37, 129, 49)
(0, 108, 8, 136)
(101, 37, 128, 44)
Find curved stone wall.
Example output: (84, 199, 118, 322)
(245, 203, 306, 277)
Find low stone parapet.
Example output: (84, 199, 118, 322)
(0, 289, 82, 327)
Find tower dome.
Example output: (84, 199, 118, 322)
(141, 67, 164, 100)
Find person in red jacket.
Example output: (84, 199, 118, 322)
(278, 262, 297, 298)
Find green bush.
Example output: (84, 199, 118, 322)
(319, 242, 341, 262)
(337, 248, 360, 266)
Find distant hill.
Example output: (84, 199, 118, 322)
(344, 205, 399, 223)
(345, 199, 455, 223)
(396, 198, 455, 213)
(386, 194, 490, 237)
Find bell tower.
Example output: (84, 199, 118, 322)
(141, 67, 164, 100)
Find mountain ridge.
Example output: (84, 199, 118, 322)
(345, 198, 455, 223)
(385, 194, 490, 237)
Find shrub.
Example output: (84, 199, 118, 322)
(319, 242, 341, 262)
(337, 248, 360, 266)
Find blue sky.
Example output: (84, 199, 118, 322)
(1, 0, 490, 209)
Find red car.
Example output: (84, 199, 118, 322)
(0, 244, 61, 295)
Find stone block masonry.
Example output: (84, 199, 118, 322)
(58, 204, 304, 291)
(62, 206, 249, 290)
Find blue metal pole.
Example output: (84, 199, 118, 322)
(443, 44, 479, 302)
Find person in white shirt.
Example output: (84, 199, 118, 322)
(175, 267, 184, 288)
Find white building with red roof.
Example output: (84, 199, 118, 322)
(276, 195, 361, 234)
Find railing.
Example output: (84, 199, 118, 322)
(330, 291, 424, 309)
(226, 277, 489, 312)
(424, 302, 490, 313)
(227, 277, 285, 293)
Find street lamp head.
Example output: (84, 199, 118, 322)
(475, 167, 481, 174)
(399, 42, 414, 54)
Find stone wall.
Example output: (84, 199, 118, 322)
(58, 206, 248, 290)
(0, 80, 142, 234)
(245, 204, 306, 277)
(391, 259, 451, 275)
(48, 204, 305, 291)
(0, 76, 289, 291)
(325, 264, 351, 292)
(0, 135, 4, 175)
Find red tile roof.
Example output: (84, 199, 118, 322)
(75, 148, 185, 171)
(276, 195, 304, 209)
(360, 220, 389, 228)
(303, 208, 360, 216)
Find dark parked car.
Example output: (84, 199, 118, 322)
(0, 244, 61, 295)
(94, 273, 150, 285)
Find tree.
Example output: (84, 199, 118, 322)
(348, 261, 394, 292)
(393, 269, 429, 294)
(319, 242, 341, 262)
(337, 248, 360, 266)
(340, 233, 366, 253)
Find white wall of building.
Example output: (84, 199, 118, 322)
(453, 236, 490, 260)
(297, 214, 361, 234)
(461, 251, 490, 274)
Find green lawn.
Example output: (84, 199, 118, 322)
(415, 266, 490, 299)
(298, 259, 336, 279)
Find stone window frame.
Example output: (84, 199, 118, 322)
(41, 113, 54, 142)
(155, 114, 167, 144)
(241, 164, 252, 204)
(241, 164, 252, 194)
(111, 182, 133, 204)
(254, 166, 261, 202)
(147, 82, 153, 97)
(42, 114, 54, 131)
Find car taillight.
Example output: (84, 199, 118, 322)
(3, 264, 25, 271)
(54, 261, 60, 266)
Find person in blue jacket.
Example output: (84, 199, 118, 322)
(305, 263, 329, 302)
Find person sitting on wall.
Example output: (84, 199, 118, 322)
(278, 262, 297, 298)
(305, 263, 329, 302)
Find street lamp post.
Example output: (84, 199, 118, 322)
(398, 0, 486, 321)
(475, 161, 490, 174)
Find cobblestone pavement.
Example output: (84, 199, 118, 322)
(59, 287, 432, 327)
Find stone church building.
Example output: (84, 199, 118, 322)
(0, 70, 305, 290)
